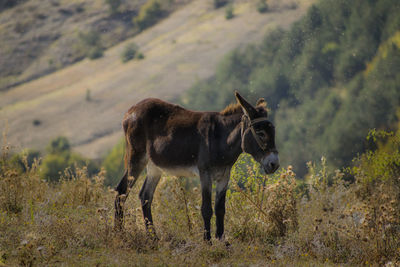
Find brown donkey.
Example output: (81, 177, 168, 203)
(114, 91, 280, 241)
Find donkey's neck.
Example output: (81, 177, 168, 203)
(219, 113, 243, 166)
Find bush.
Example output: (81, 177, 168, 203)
(134, 0, 165, 31)
(40, 154, 69, 182)
(78, 30, 104, 60)
(41, 137, 99, 182)
(0, 145, 46, 214)
(276, 131, 400, 264)
(1, 130, 400, 265)
(87, 46, 104, 60)
(214, 0, 228, 9)
(136, 52, 144, 60)
(225, 4, 234, 20)
(102, 138, 125, 186)
(104, 0, 121, 14)
(256, 0, 268, 13)
(227, 154, 298, 243)
(46, 136, 70, 154)
(10, 149, 40, 173)
(121, 42, 139, 63)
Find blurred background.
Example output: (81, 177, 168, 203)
(1, 0, 399, 186)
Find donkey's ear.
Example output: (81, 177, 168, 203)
(234, 91, 257, 118)
(256, 98, 267, 108)
(256, 98, 268, 117)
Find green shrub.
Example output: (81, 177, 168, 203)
(228, 154, 298, 242)
(256, 0, 268, 13)
(134, 0, 165, 31)
(78, 30, 104, 60)
(41, 137, 99, 182)
(136, 52, 144, 60)
(102, 138, 125, 186)
(104, 0, 121, 14)
(85, 89, 91, 102)
(225, 4, 234, 20)
(121, 42, 139, 63)
(352, 129, 400, 185)
(10, 149, 40, 173)
(214, 0, 228, 9)
(46, 136, 70, 154)
(87, 46, 104, 60)
(40, 154, 69, 182)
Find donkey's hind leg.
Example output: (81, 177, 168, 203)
(139, 161, 161, 236)
(114, 153, 146, 230)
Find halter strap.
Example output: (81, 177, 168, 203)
(250, 117, 269, 126)
(241, 115, 270, 151)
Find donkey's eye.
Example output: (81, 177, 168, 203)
(257, 131, 267, 139)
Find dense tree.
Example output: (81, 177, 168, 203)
(180, 0, 400, 176)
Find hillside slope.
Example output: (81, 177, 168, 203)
(0, 0, 149, 90)
(0, 0, 313, 158)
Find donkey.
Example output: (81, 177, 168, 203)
(114, 91, 279, 241)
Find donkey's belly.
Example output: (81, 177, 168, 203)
(147, 160, 200, 178)
(162, 165, 200, 178)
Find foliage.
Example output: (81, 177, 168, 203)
(102, 138, 125, 186)
(2, 128, 400, 265)
(78, 30, 104, 60)
(86, 89, 91, 102)
(0, 0, 27, 12)
(228, 154, 298, 242)
(256, 0, 268, 13)
(214, 0, 228, 9)
(121, 42, 141, 63)
(225, 4, 234, 20)
(2, 130, 400, 265)
(181, 0, 400, 176)
(10, 149, 40, 173)
(40, 136, 99, 182)
(134, 0, 165, 31)
(46, 136, 70, 154)
(104, 0, 121, 14)
(278, 130, 400, 264)
(353, 129, 400, 184)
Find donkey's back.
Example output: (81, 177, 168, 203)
(122, 98, 206, 170)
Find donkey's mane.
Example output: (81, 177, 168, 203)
(220, 103, 243, 116)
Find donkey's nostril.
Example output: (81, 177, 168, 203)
(269, 162, 279, 171)
(269, 162, 275, 169)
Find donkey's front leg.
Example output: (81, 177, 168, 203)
(200, 173, 212, 241)
(215, 172, 230, 240)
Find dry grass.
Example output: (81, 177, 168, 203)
(1, 131, 399, 266)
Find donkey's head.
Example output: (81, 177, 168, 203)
(235, 91, 279, 174)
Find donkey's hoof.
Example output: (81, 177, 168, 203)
(113, 221, 124, 232)
(147, 231, 160, 242)
(114, 226, 124, 232)
(204, 239, 212, 246)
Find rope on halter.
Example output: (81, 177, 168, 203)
(241, 115, 269, 151)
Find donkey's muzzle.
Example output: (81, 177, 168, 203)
(262, 152, 280, 174)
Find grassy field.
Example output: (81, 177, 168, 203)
(0, 0, 313, 160)
(1, 129, 399, 266)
